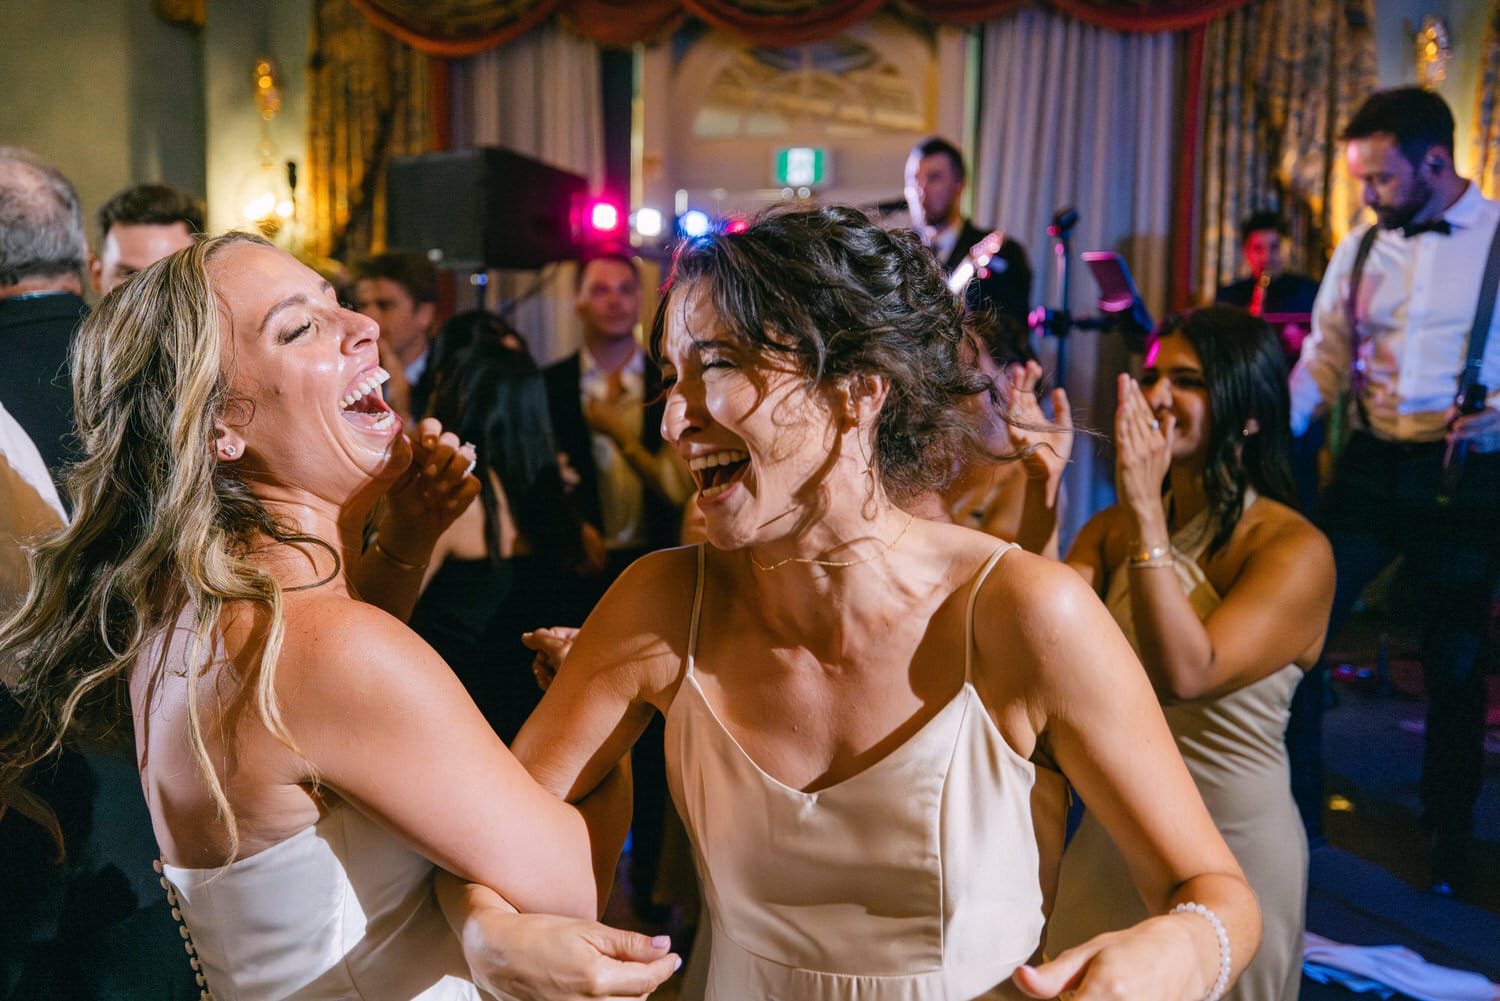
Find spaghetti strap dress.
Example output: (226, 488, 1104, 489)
(664, 544, 1050, 1001)
(1045, 498, 1307, 1001)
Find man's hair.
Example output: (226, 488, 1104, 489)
(96, 182, 206, 241)
(1239, 211, 1285, 245)
(1341, 86, 1455, 168)
(352, 251, 438, 304)
(573, 244, 640, 292)
(910, 137, 966, 185)
(0, 147, 87, 286)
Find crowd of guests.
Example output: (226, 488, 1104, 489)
(0, 81, 1496, 1001)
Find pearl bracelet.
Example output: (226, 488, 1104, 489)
(1129, 543, 1175, 569)
(1171, 902, 1231, 1001)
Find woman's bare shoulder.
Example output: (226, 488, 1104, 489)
(1233, 496, 1333, 571)
(566, 545, 704, 701)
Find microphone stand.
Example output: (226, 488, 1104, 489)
(1032, 208, 1079, 387)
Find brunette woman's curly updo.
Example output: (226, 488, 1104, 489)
(649, 205, 990, 503)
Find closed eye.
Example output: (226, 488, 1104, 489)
(278, 320, 312, 344)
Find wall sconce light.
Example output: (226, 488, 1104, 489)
(1414, 15, 1452, 89)
(239, 57, 297, 242)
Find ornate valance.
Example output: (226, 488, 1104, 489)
(349, 0, 1258, 54)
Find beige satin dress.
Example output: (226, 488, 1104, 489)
(1046, 503, 1307, 1001)
(665, 544, 1050, 1001)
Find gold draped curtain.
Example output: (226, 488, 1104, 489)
(1189, 0, 1377, 306)
(1473, 2, 1500, 198)
(306, 0, 432, 262)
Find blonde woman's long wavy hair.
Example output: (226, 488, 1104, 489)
(0, 231, 319, 861)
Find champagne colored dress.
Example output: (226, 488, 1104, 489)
(1046, 504, 1307, 1001)
(666, 544, 1054, 1000)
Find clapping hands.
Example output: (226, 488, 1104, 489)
(1113, 373, 1172, 522)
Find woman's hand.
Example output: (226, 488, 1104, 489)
(1013, 912, 1214, 1000)
(381, 418, 481, 548)
(1113, 374, 1172, 539)
(1006, 361, 1073, 482)
(456, 900, 680, 1001)
(523, 626, 580, 692)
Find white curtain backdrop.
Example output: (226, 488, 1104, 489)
(973, 7, 1178, 545)
(449, 23, 604, 365)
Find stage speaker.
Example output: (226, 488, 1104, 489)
(386, 148, 588, 270)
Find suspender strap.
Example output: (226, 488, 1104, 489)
(1345, 225, 1381, 430)
(1460, 217, 1500, 399)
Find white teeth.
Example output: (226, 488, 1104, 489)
(700, 482, 731, 499)
(688, 449, 748, 472)
(339, 367, 391, 409)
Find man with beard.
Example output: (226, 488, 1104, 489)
(1290, 87, 1500, 897)
(904, 137, 1032, 328)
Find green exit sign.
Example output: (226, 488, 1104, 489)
(774, 147, 830, 187)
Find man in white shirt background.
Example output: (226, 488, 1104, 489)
(1289, 87, 1500, 898)
(540, 247, 691, 928)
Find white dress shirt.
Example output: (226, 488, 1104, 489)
(924, 221, 961, 266)
(580, 343, 648, 549)
(1290, 182, 1500, 441)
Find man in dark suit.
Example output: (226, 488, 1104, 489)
(0, 147, 90, 479)
(541, 247, 690, 926)
(543, 247, 688, 584)
(904, 136, 1032, 326)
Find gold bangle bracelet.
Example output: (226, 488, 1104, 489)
(372, 538, 427, 572)
(1129, 556, 1177, 569)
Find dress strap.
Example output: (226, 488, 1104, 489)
(686, 544, 707, 677)
(964, 543, 1018, 684)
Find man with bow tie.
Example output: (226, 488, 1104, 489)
(1289, 87, 1500, 898)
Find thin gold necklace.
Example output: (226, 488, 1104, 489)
(750, 513, 915, 572)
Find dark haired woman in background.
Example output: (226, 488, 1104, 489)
(410, 311, 592, 741)
(1045, 306, 1335, 1001)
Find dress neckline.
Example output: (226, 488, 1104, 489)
(677, 543, 1021, 798)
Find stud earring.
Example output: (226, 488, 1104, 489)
(222, 444, 237, 458)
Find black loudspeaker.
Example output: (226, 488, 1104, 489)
(386, 148, 588, 270)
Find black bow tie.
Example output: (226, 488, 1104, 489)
(1401, 219, 1452, 238)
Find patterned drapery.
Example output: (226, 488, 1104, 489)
(1188, 0, 1376, 307)
(349, 0, 1253, 54)
(1474, 3, 1500, 199)
(306, 0, 433, 261)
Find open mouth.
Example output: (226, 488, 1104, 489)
(689, 448, 749, 499)
(339, 367, 397, 432)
